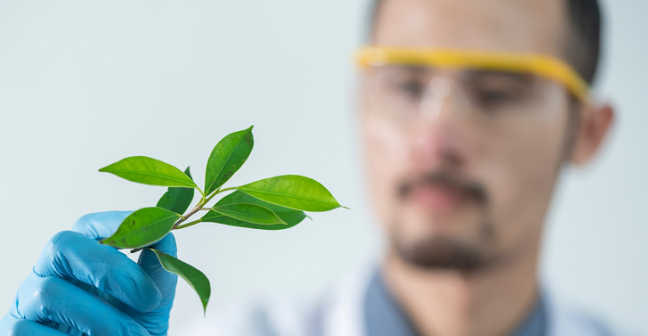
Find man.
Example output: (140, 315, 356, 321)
(0, 0, 624, 335)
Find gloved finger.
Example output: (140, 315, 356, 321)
(0, 318, 69, 336)
(33, 230, 162, 312)
(71, 211, 132, 240)
(138, 233, 178, 297)
(115, 228, 178, 336)
(16, 273, 150, 336)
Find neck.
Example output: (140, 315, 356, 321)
(382, 243, 540, 336)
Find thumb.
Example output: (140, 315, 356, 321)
(138, 233, 178, 307)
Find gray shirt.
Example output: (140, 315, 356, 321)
(363, 271, 547, 336)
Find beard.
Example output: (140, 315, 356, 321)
(391, 171, 495, 272)
(392, 229, 491, 272)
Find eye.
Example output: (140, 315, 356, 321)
(475, 89, 518, 106)
(392, 79, 425, 99)
(468, 72, 534, 110)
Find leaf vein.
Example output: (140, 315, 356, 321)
(107, 170, 195, 187)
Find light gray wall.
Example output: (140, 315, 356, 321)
(0, 0, 645, 334)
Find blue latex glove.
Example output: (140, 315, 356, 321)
(0, 211, 178, 336)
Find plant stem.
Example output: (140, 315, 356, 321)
(204, 189, 219, 203)
(154, 185, 238, 234)
(216, 187, 238, 194)
(175, 219, 203, 230)
(172, 201, 205, 230)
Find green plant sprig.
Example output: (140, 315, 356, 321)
(96, 126, 345, 314)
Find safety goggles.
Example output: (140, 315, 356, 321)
(355, 47, 590, 126)
(356, 47, 589, 103)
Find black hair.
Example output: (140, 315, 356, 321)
(366, 0, 603, 85)
(564, 0, 602, 84)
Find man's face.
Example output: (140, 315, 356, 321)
(361, 0, 573, 270)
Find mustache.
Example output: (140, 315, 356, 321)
(397, 171, 488, 205)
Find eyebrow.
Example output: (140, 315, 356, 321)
(463, 70, 535, 84)
(381, 66, 536, 81)
(382, 65, 431, 74)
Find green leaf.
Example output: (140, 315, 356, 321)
(148, 248, 211, 314)
(156, 167, 195, 215)
(203, 190, 307, 230)
(212, 203, 285, 225)
(201, 190, 308, 230)
(205, 126, 254, 195)
(100, 207, 180, 249)
(237, 175, 342, 212)
(99, 156, 199, 189)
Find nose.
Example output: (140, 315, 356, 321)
(411, 77, 468, 170)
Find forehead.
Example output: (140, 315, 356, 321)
(373, 0, 567, 58)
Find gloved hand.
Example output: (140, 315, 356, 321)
(0, 211, 178, 336)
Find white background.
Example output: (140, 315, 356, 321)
(0, 0, 646, 334)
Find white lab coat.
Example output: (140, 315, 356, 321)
(183, 263, 638, 336)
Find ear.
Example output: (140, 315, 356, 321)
(570, 102, 615, 165)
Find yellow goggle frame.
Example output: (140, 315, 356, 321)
(355, 47, 590, 104)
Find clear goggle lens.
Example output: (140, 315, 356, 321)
(364, 66, 555, 124)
